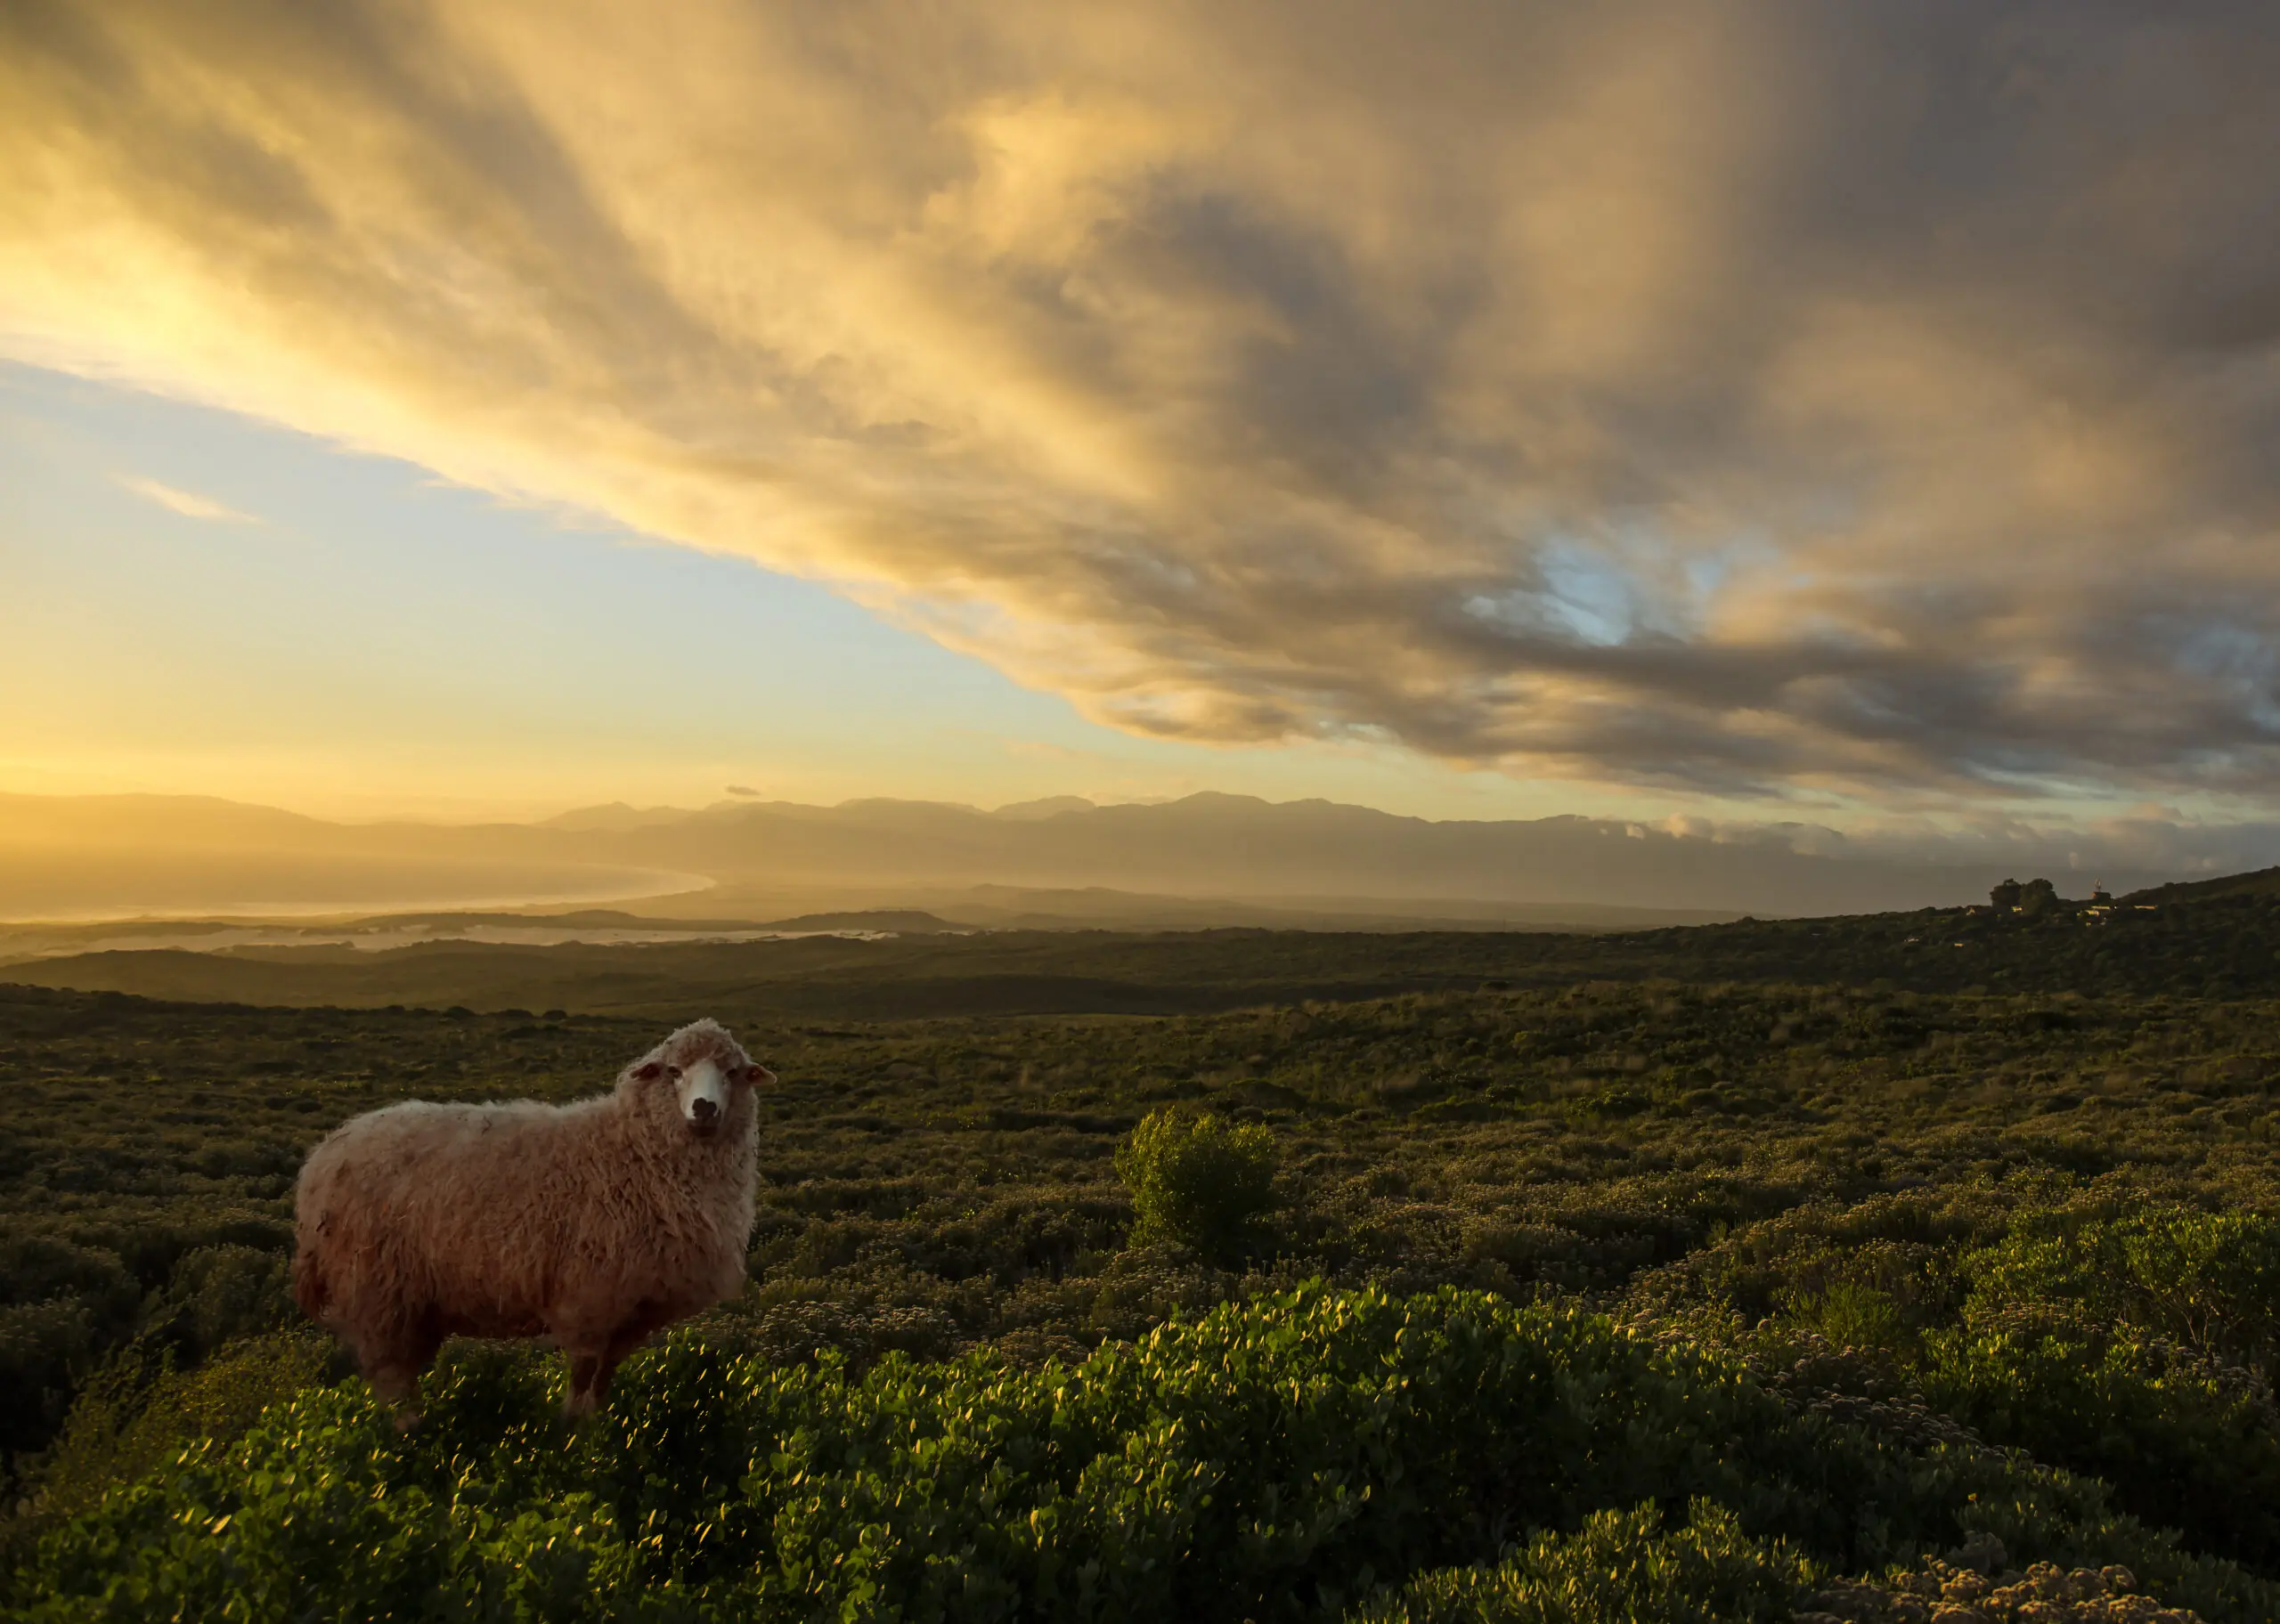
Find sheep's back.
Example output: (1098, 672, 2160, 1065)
(296, 1098, 615, 1328)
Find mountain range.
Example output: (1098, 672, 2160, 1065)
(0, 788, 2200, 925)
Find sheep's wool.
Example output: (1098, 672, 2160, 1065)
(293, 1019, 766, 1415)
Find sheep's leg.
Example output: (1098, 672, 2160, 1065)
(571, 1346, 627, 1413)
(366, 1356, 428, 1431)
(586, 1344, 632, 1406)
(362, 1317, 446, 1430)
(592, 1311, 674, 1403)
(565, 1352, 604, 1416)
(564, 1321, 656, 1417)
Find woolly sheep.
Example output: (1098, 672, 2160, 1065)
(292, 1018, 773, 1421)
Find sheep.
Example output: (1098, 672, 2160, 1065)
(292, 1018, 773, 1422)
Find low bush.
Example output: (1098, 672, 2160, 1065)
(1958, 1210, 2280, 1381)
(1925, 1306, 2280, 1573)
(3, 1328, 334, 1568)
(1342, 1500, 1812, 1623)
(1802, 1535, 2200, 1622)
(1114, 1108, 1279, 1260)
(13, 1287, 2276, 1622)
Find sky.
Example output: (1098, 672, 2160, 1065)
(4, 2, 2280, 843)
(4, 360, 1567, 821)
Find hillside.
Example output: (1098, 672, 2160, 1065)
(8, 876, 2279, 1019)
(2124, 865, 2280, 905)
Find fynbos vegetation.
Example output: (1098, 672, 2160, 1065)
(6, 883, 2280, 1617)
(1114, 1108, 1279, 1261)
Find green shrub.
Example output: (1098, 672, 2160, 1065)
(1115, 1108, 1279, 1260)
(1784, 1280, 1915, 1358)
(0, 1241, 141, 1474)
(11, 1329, 335, 1537)
(1960, 1210, 2280, 1379)
(15, 1287, 2276, 1623)
(1926, 1304, 2280, 1573)
(1342, 1499, 1813, 1623)
(138, 1245, 296, 1362)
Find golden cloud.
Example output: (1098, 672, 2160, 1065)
(118, 475, 256, 523)
(6, 1, 2280, 798)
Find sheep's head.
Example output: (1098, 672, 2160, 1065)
(627, 1019, 775, 1141)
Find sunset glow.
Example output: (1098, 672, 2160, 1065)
(5, 2, 2279, 854)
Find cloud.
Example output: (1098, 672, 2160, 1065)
(1640, 807, 2280, 883)
(118, 474, 255, 524)
(7, 2, 2280, 803)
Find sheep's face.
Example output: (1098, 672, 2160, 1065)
(633, 1052, 776, 1140)
(628, 1019, 775, 1141)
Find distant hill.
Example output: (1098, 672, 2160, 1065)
(753, 909, 962, 934)
(556, 792, 2047, 915)
(434, 792, 2235, 916)
(2124, 865, 2280, 905)
(0, 792, 701, 919)
(13, 866, 2280, 1019)
(0, 894, 1721, 972)
(920, 884, 1736, 932)
(0, 786, 2228, 922)
(536, 804, 711, 833)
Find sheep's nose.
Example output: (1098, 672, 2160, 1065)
(690, 1097, 719, 1124)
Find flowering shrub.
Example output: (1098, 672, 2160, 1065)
(1340, 1500, 1812, 1623)
(1803, 1536, 2203, 1623)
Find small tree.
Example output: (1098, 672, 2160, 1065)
(1990, 878, 2023, 911)
(1115, 1108, 1279, 1260)
(2019, 877, 2059, 916)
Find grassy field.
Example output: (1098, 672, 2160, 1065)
(6, 882, 2280, 1617)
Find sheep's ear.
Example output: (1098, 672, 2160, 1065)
(634, 1060, 666, 1082)
(746, 1063, 778, 1086)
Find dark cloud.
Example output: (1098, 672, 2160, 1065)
(7, 0, 2280, 802)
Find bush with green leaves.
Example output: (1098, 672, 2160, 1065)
(1631, 1197, 2280, 1582)
(1925, 1305, 2280, 1574)
(0, 1328, 334, 1573)
(1955, 1207, 2280, 1558)
(1115, 1108, 1280, 1259)
(1341, 1500, 1812, 1624)
(1957, 1209, 2280, 1380)
(13, 1286, 2277, 1623)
